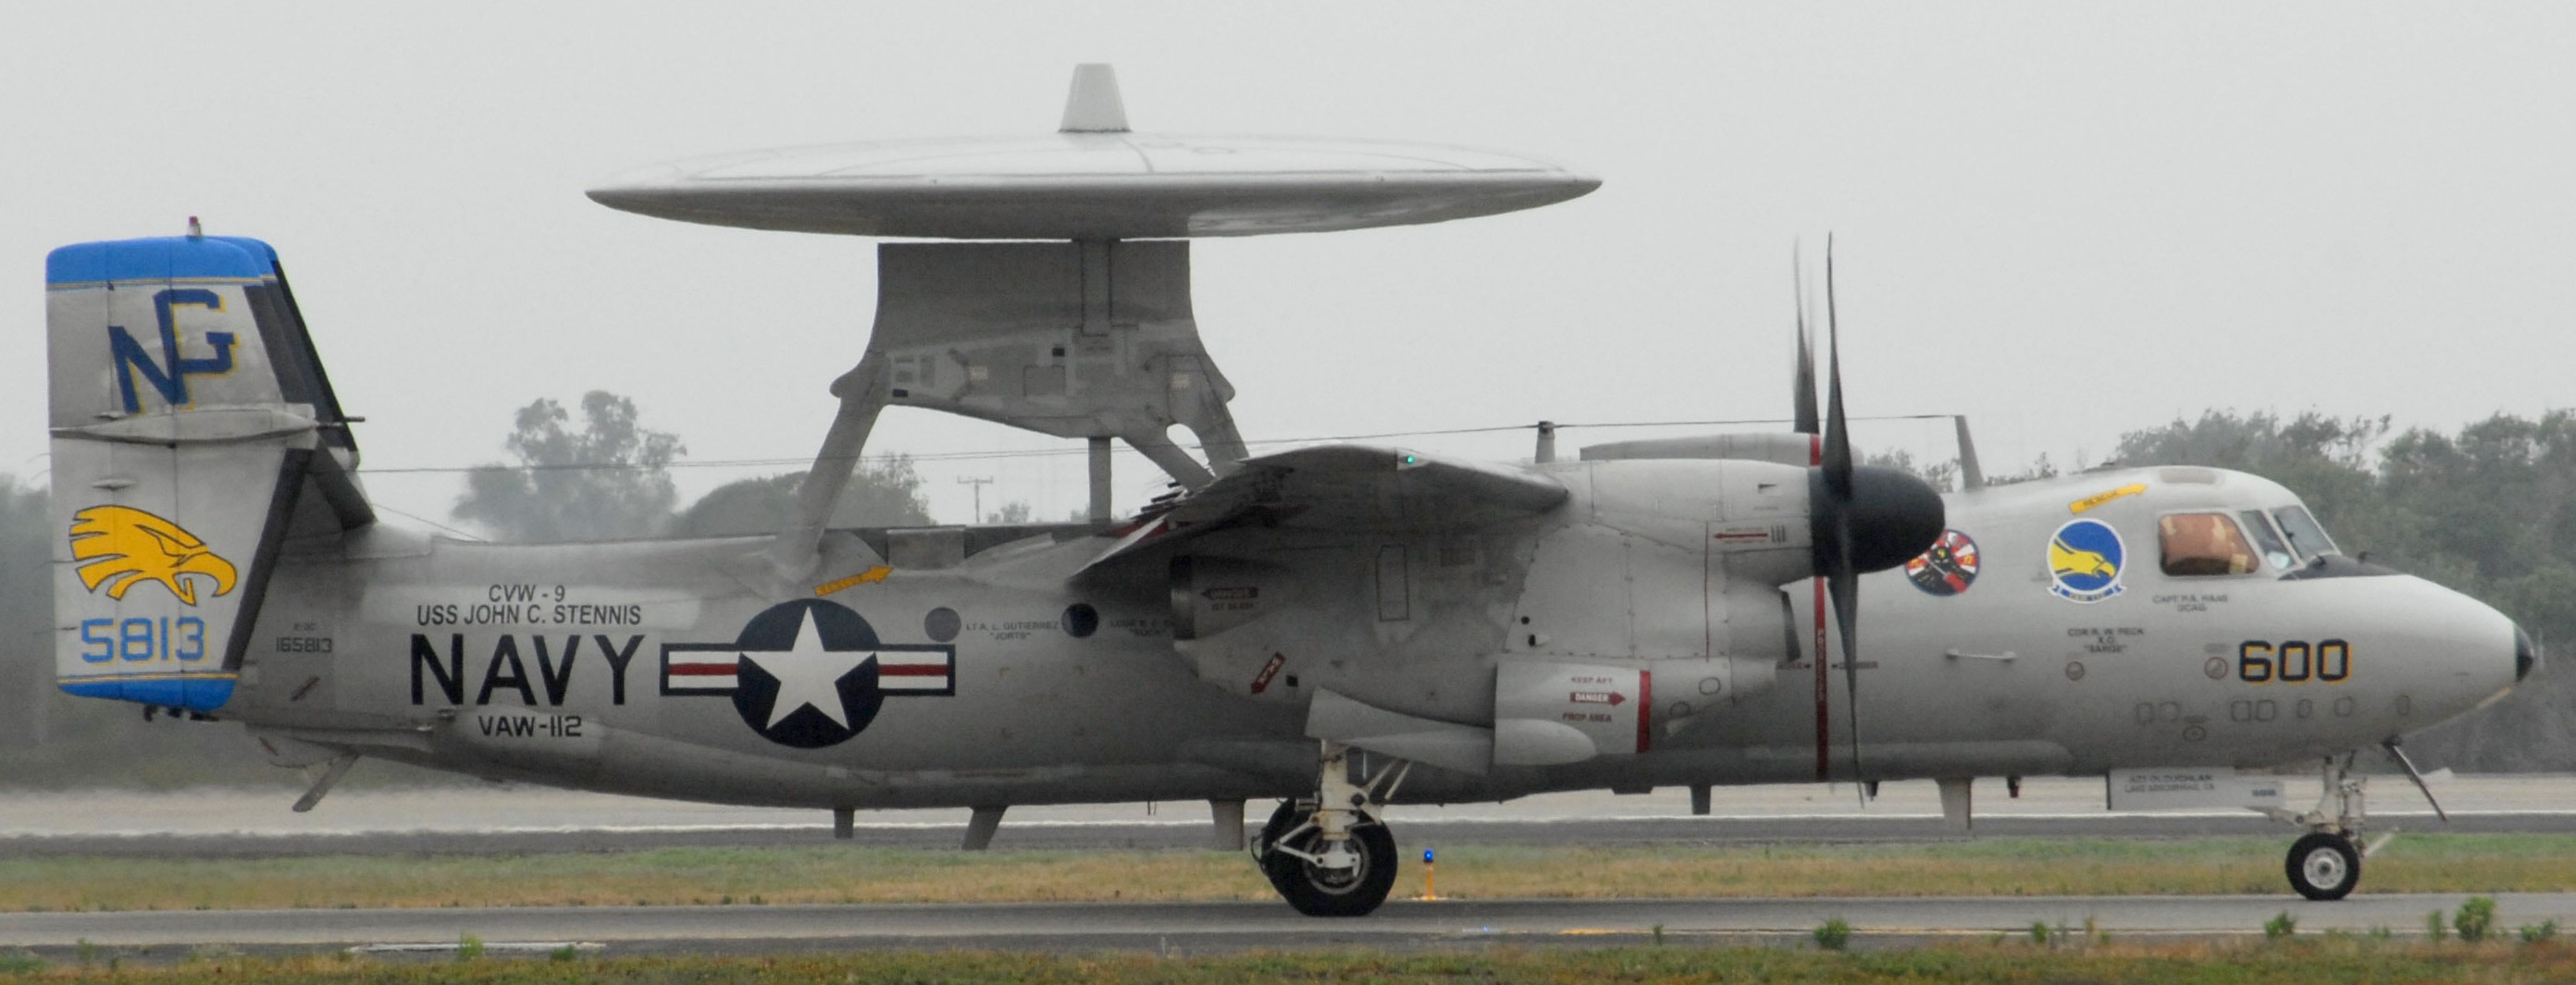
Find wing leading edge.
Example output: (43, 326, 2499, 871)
(1079, 445, 1567, 574)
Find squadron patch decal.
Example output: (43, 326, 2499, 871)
(67, 505, 240, 606)
(2048, 518, 2127, 604)
(1904, 530, 1981, 597)
(661, 599, 954, 748)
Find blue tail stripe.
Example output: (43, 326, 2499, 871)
(58, 675, 238, 713)
(46, 236, 279, 287)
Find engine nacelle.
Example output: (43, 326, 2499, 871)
(1493, 656, 1776, 766)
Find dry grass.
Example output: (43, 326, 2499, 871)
(3, 834, 2573, 912)
(12, 940, 2576, 984)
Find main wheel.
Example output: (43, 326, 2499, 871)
(1251, 799, 1309, 896)
(2285, 831, 2360, 901)
(1254, 800, 1397, 917)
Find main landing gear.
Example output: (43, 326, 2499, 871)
(1251, 741, 1410, 917)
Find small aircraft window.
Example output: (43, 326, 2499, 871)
(2238, 511, 2297, 571)
(2159, 512, 2260, 576)
(2273, 506, 2342, 560)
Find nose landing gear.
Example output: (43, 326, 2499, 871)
(1251, 741, 1410, 917)
(2264, 753, 2371, 900)
(2267, 745, 2444, 901)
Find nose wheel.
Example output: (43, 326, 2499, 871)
(2285, 831, 2360, 901)
(1250, 741, 1409, 917)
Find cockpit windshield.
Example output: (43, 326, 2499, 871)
(2272, 505, 2340, 561)
(2237, 511, 2297, 571)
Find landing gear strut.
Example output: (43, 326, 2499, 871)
(1251, 741, 1409, 917)
(2269, 753, 2371, 901)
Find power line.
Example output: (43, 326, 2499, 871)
(352, 414, 1962, 476)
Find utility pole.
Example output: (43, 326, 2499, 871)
(955, 475, 994, 524)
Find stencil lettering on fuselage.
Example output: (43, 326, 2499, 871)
(661, 599, 955, 749)
(409, 634, 646, 707)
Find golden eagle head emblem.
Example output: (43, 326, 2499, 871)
(2049, 536, 2119, 581)
(68, 505, 239, 606)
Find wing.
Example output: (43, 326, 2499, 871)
(1080, 444, 1567, 573)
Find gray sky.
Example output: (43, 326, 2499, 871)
(6, 4, 2570, 530)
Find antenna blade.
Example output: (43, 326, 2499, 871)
(1953, 414, 1985, 490)
(1059, 64, 1132, 133)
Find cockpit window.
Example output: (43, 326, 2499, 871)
(2160, 512, 2260, 576)
(2238, 511, 2298, 572)
(2273, 506, 2341, 560)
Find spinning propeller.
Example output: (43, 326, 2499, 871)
(1790, 238, 1947, 795)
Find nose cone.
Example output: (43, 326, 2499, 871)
(2516, 623, 2542, 683)
(1811, 465, 1948, 573)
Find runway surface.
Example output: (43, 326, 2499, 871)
(6, 894, 2573, 954)
(7, 774, 2573, 856)
(7, 777, 2576, 955)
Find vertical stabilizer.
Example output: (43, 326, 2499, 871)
(44, 234, 370, 713)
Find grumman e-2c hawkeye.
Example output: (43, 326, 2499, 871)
(47, 67, 2534, 916)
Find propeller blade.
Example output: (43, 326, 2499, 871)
(1792, 247, 1819, 436)
(1823, 234, 1864, 800)
(1832, 551, 1862, 801)
(1822, 237, 1852, 496)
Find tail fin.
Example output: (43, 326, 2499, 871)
(45, 233, 372, 713)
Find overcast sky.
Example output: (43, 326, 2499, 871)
(6, 4, 2569, 530)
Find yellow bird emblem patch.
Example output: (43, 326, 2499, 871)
(68, 505, 239, 606)
(2049, 537, 2118, 581)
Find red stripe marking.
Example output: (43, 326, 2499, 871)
(1636, 670, 1653, 753)
(1814, 576, 1829, 781)
(670, 664, 736, 676)
(877, 666, 948, 677)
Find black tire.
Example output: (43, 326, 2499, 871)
(2285, 831, 2360, 901)
(1254, 802, 1397, 917)
(1251, 798, 1309, 895)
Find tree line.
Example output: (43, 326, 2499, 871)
(1, 400, 2569, 786)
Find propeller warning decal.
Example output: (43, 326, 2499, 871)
(68, 505, 240, 606)
(661, 599, 954, 748)
(2048, 519, 2127, 604)
(1904, 529, 1981, 597)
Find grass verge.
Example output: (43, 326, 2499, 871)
(5, 834, 2573, 912)
(8, 941, 2576, 984)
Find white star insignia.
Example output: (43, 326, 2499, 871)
(737, 609, 876, 730)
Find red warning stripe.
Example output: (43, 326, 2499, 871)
(1636, 670, 1653, 754)
(1814, 576, 1829, 781)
